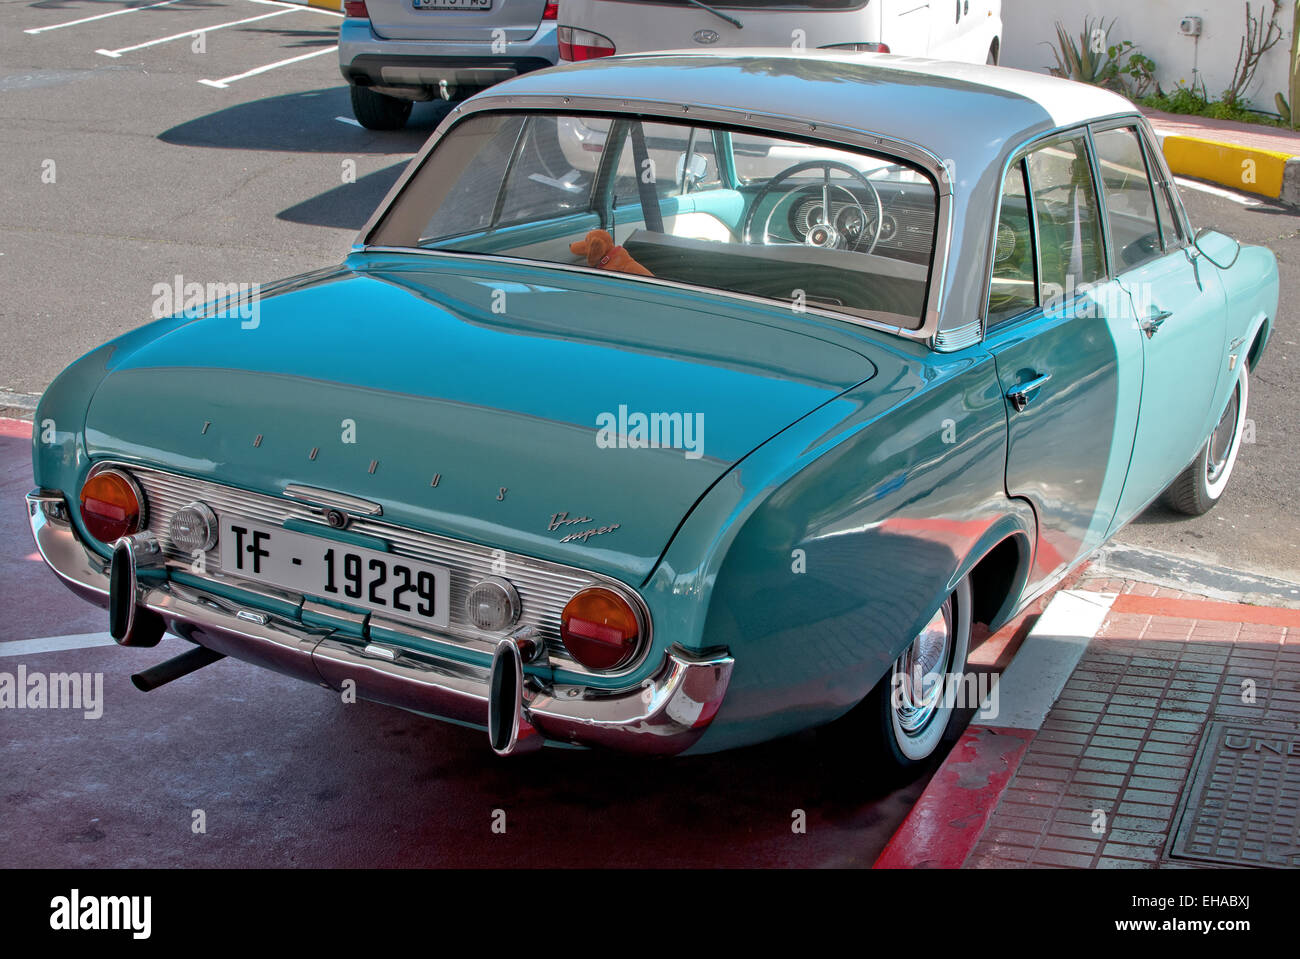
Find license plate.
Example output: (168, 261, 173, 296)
(220, 517, 451, 630)
(412, 0, 492, 10)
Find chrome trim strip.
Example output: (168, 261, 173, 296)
(61, 465, 655, 681)
(357, 93, 954, 346)
(932, 320, 981, 353)
(283, 484, 384, 516)
(27, 489, 732, 756)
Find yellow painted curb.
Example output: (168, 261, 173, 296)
(1161, 134, 1292, 200)
(307, 0, 344, 11)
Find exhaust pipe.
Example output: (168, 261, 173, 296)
(109, 532, 166, 647)
(131, 645, 226, 692)
(487, 627, 545, 756)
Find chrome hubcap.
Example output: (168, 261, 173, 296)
(1207, 383, 1241, 484)
(892, 605, 952, 735)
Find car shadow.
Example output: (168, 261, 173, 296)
(277, 161, 408, 230)
(158, 87, 451, 154)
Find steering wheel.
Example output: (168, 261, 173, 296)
(742, 160, 886, 255)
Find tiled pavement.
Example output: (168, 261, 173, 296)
(966, 576, 1300, 869)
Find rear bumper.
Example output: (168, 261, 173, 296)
(339, 18, 557, 96)
(26, 489, 733, 756)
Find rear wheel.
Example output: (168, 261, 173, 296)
(1163, 364, 1249, 516)
(349, 85, 413, 131)
(987, 41, 1000, 66)
(823, 577, 973, 775)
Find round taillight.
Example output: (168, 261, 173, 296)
(79, 469, 145, 544)
(560, 586, 641, 671)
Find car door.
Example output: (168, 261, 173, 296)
(1094, 123, 1230, 527)
(983, 132, 1145, 598)
(879, 0, 932, 56)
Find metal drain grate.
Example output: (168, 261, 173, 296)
(1169, 721, 1300, 868)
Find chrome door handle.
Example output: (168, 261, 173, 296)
(1006, 373, 1051, 412)
(1140, 308, 1174, 338)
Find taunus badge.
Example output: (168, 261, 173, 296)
(693, 29, 720, 44)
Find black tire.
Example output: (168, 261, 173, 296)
(822, 577, 974, 776)
(1163, 364, 1249, 516)
(349, 85, 413, 131)
(987, 42, 999, 66)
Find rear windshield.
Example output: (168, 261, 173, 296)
(370, 111, 938, 330)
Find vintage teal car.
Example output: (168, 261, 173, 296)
(28, 53, 1276, 769)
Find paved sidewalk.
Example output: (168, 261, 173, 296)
(1144, 108, 1300, 205)
(879, 574, 1300, 869)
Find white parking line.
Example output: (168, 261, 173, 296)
(1174, 176, 1263, 207)
(198, 43, 338, 88)
(335, 115, 363, 128)
(24, 0, 185, 35)
(96, 8, 295, 58)
(0, 633, 117, 657)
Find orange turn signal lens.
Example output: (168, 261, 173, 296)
(79, 469, 144, 544)
(560, 586, 641, 671)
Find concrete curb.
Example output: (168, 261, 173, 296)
(873, 589, 1117, 869)
(1152, 128, 1300, 206)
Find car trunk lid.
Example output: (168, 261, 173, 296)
(84, 256, 875, 583)
(367, 0, 549, 43)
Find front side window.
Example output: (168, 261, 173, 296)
(370, 111, 940, 328)
(1093, 127, 1164, 270)
(987, 160, 1037, 323)
(1025, 134, 1107, 301)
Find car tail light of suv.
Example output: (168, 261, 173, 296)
(558, 26, 616, 61)
(343, 0, 369, 19)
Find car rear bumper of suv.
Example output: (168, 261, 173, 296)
(339, 18, 558, 98)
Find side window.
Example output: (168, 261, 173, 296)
(612, 121, 722, 208)
(496, 116, 597, 225)
(988, 160, 1037, 323)
(1026, 135, 1107, 301)
(1093, 127, 1164, 270)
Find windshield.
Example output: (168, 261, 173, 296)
(369, 111, 938, 329)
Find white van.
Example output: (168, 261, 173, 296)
(558, 0, 1002, 65)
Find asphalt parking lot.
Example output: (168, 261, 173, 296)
(2, 0, 1299, 869)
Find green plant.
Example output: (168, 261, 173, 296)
(1044, 18, 1153, 97)
(1277, 91, 1292, 125)
(1225, 1, 1286, 107)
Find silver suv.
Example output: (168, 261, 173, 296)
(339, 0, 560, 130)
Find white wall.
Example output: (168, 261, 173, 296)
(1000, 0, 1294, 110)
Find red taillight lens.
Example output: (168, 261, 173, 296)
(560, 587, 641, 670)
(79, 469, 145, 544)
(343, 0, 369, 19)
(557, 26, 616, 61)
(543, 2, 558, 20)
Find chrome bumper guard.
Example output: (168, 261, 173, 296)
(26, 490, 733, 756)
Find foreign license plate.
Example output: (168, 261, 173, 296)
(220, 516, 451, 630)
(412, 0, 492, 10)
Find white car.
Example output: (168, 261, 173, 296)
(558, 0, 1002, 64)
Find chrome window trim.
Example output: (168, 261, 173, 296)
(978, 114, 1139, 335)
(356, 93, 955, 347)
(1088, 117, 1184, 268)
(106, 461, 654, 682)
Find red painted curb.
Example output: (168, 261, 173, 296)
(1111, 593, 1300, 629)
(873, 725, 1033, 869)
(0, 418, 32, 439)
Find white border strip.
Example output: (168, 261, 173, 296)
(0, 633, 117, 657)
(978, 590, 1116, 730)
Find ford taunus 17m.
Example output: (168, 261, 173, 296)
(29, 52, 1276, 769)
